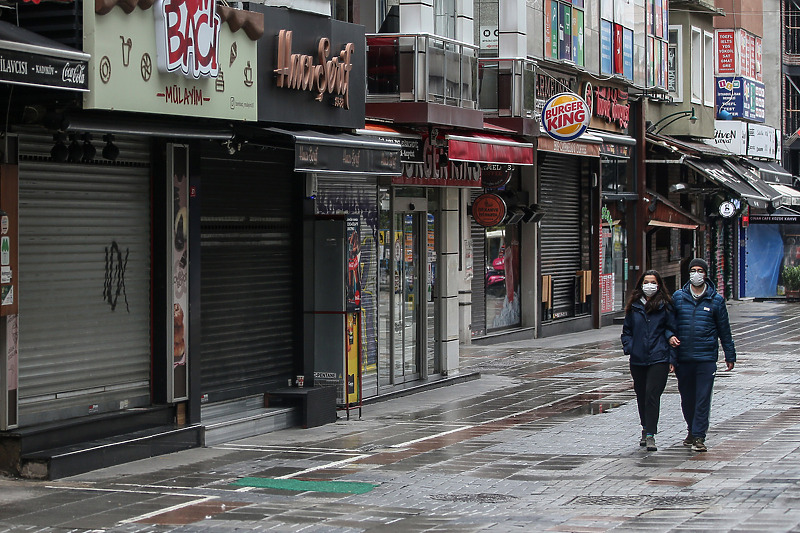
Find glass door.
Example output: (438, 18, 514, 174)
(378, 191, 428, 386)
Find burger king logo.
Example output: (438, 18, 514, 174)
(541, 92, 590, 142)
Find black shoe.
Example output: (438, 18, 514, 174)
(640, 429, 647, 447)
(691, 437, 707, 452)
(682, 432, 693, 447)
(646, 435, 657, 451)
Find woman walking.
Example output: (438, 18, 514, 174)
(621, 270, 676, 451)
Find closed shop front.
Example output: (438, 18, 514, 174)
(199, 153, 297, 403)
(17, 132, 152, 425)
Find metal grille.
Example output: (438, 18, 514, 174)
(539, 153, 581, 318)
(199, 158, 296, 402)
(469, 189, 486, 336)
(17, 133, 152, 426)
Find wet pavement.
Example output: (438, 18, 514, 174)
(2, 300, 800, 532)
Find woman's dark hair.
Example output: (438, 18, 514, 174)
(624, 269, 673, 314)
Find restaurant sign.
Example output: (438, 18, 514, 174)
(0, 46, 88, 92)
(540, 92, 590, 142)
(393, 134, 482, 187)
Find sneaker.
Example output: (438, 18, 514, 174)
(682, 432, 693, 447)
(691, 437, 707, 452)
(646, 435, 657, 451)
(640, 429, 647, 447)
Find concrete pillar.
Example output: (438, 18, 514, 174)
(400, 0, 435, 34)
(439, 188, 461, 374)
(455, 0, 475, 44)
(498, 0, 526, 57)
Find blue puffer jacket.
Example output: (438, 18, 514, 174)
(621, 299, 676, 366)
(672, 280, 736, 364)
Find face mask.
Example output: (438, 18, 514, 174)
(642, 283, 658, 297)
(689, 272, 705, 287)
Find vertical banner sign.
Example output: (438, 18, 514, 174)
(614, 24, 624, 74)
(755, 37, 762, 81)
(663, 0, 668, 37)
(655, 0, 662, 38)
(716, 30, 736, 74)
(550, 1, 559, 58)
(573, 9, 584, 66)
(2, 314, 18, 429)
(346, 215, 361, 313)
(169, 145, 189, 401)
(601, 20, 613, 74)
(0, 164, 18, 430)
(623, 29, 634, 81)
(544, 0, 552, 58)
(560, 3, 572, 60)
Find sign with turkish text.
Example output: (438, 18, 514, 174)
(600, 20, 613, 74)
(393, 135, 482, 187)
(716, 76, 765, 123)
(83, 0, 258, 120)
(254, 5, 365, 129)
(541, 92, 590, 141)
(480, 164, 513, 188)
(472, 193, 507, 227)
(705, 120, 747, 155)
(716, 30, 736, 74)
(0, 48, 88, 92)
(747, 123, 777, 159)
(592, 85, 629, 130)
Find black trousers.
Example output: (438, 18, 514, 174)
(629, 362, 670, 435)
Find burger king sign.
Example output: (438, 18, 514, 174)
(541, 92, 591, 142)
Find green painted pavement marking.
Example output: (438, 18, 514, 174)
(231, 477, 377, 494)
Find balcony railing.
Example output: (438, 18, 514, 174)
(366, 33, 478, 109)
(477, 58, 537, 118)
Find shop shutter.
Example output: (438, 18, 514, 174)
(469, 189, 487, 337)
(199, 158, 295, 402)
(314, 175, 379, 397)
(17, 133, 152, 425)
(539, 153, 581, 318)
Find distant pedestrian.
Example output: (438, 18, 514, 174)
(669, 258, 736, 452)
(621, 269, 676, 452)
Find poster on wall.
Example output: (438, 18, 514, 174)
(346, 215, 362, 313)
(544, 0, 552, 58)
(623, 29, 634, 80)
(601, 20, 613, 74)
(573, 9, 584, 66)
(716, 30, 736, 74)
(169, 145, 189, 402)
(560, 3, 572, 61)
(2, 314, 18, 429)
(662, 0, 668, 38)
(655, 0, 663, 38)
(614, 24, 624, 74)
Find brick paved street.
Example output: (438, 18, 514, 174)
(1, 300, 800, 532)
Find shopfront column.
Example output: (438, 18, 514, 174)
(439, 188, 461, 374)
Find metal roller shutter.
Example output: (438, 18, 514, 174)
(18, 133, 152, 425)
(469, 189, 486, 337)
(199, 158, 295, 402)
(314, 175, 379, 398)
(540, 153, 581, 319)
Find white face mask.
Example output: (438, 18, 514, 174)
(689, 271, 705, 287)
(642, 283, 658, 297)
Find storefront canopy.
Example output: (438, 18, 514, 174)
(267, 127, 402, 175)
(769, 183, 800, 206)
(646, 190, 705, 230)
(0, 21, 89, 92)
(684, 159, 771, 209)
(743, 158, 795, 185)
(446, 132, 534, 165)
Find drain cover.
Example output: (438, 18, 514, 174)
(570, 495, 716, 507)
(431, 493, 518, 503)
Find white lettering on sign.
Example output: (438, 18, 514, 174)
(154, 0, 222, 79)
(62, 63, 86, 85)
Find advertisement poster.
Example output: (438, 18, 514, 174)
(560, 3, 572, 61)
(648, 37, 655, 86)
(716, 76, 765, 122)
(601, 20, 613, 74)
(739, 29, 749, 79)
(3, 313, 18, 428)
(614, 24, 624, 74)
(655, 0, 663, 38)
(346, 215, 362, 313)
(662, 41, 669, 89)
(573, 9, 584, 66)
(170, 146, 188, 401)
(755, 37, 762, 81)
(663, 0, 669, 38)
(623, 29, 634, 81)
(544, 0, 552, 58)
(717, 30, 736, 74)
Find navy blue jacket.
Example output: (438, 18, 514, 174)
(621, 299, 676, 366)
(672, 280, 736, 364)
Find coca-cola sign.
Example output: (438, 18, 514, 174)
(0, 48, 88, 92)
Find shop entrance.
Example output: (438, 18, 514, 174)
(378, 190, 433, 386)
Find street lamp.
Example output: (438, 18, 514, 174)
(646, 108, 698, 134)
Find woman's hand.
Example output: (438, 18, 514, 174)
(669, 336, 680, 348)
(669, 364, 675, 373)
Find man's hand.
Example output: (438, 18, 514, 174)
(726, 361, 735, 371)
(669, 336, 680, 348)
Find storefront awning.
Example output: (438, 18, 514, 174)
(646, 190, 705, 230)
(743, 158, 794, 185)
(684, 159, 771, 209)
(769, 183, 800, 206)
(0, 21, 89, 92)
(357, 124, 423, 163)
(446, 133, 533, 165)
(268, 127, 402, 175)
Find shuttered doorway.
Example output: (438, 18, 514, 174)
(18, 133, 152, 426)
(539, 152, 581, 319)
(199, 157, 296, 402)
(469, 189, 487, 337)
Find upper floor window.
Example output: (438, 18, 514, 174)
(600, 0, 634, 80)
(435, 0, 456, 39)
(668, 26, 682, 102)
(691, 26, 702, 103)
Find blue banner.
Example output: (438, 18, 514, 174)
(716, 76, 765, 123)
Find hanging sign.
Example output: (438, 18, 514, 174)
(472, 193, 507, 227)
(480, 164, 513, 188)
(540, 92, 590, 142)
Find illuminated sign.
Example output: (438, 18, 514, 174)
(540, 92, 590, 142)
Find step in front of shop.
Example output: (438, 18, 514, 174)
(21, 424, 203, 480)
(202, 395, 302, 446)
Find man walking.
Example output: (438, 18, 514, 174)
(669, 258, 736, 452)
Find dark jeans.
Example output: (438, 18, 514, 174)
(675, 361, 717, 439)
(630, 362, 670, 435)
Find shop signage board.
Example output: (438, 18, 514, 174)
(83, 0, 259, 120)
(706, 120, 747, 155)
(591, 85, 630, 130)
(393, 134, 482, 187)
(715, 76, 765, 123)
(255, 5, 366, 129)
(472, 193, 507, 227)
(716, 30, 736, 74)
(540, 92, 590, 141)
(747, 123, 776, 159)
(0, 46, 88, 92)
(747, 215, 800, 224)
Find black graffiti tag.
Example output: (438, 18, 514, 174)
(104, 241, 129, 312)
